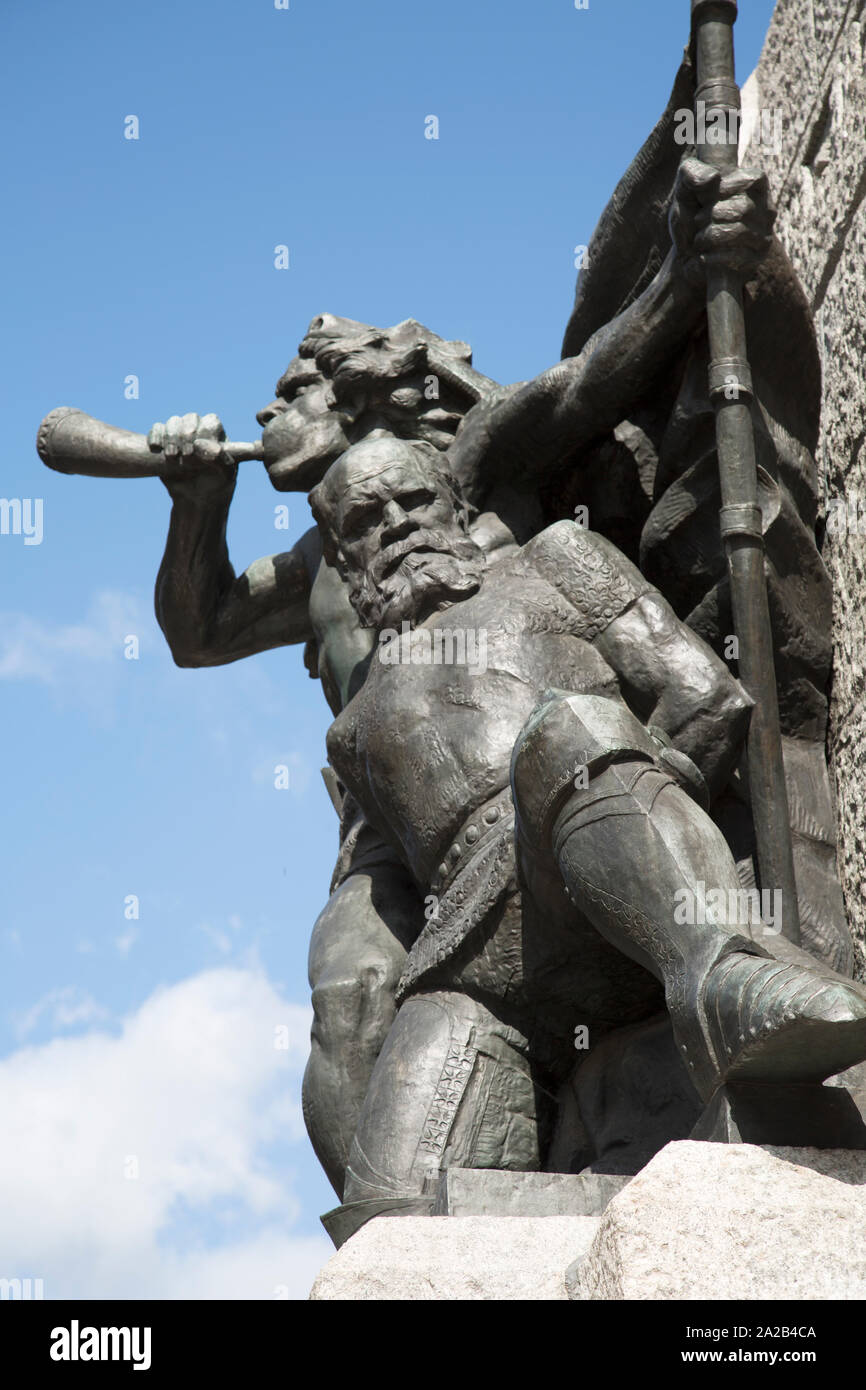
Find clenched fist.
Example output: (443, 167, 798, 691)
(669, 157, 777, 287)
(148, 412, 237, 500)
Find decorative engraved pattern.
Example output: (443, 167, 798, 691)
(417, 1040, 477, 1156)
(527, 522, 646, 642)
(397, 821, 517, 1000)
(570, 871, 682, 982)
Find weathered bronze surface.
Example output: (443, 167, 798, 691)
(37, 8, 865, 1243)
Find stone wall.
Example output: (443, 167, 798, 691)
(742, 0, 866, 967)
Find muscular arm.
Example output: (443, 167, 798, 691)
(449, 249, 703, 490)
(450, 160, 775, 496)
(155, 489, 318, 666)
(594, 589, 752, 799)
(529, 521, 751, 799)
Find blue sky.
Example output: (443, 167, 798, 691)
(2, 0, 777, 1298)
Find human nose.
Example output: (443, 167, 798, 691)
(256, 399, 288, 428)
(381, 500, 415, 540)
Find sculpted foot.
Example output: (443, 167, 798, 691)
(702, 952, 866, 1089)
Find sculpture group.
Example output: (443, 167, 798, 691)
(38, 8, 866, 1247)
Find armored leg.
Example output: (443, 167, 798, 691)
(512, 690, 866, 1100)
(330, 990, 545, 1241)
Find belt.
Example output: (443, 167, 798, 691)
(430, 788, 515, 896)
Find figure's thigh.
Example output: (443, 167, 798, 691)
(304, 866, 419, 1196)
(307, 868, 415, 1058)
(343, 990, 545, 1204)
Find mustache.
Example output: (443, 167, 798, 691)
(371, 530, 472, 584)
(351, 536, 485, 630)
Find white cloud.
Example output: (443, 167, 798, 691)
(197, 921, 233, 956)
(196, 915, 247, 958)
(0, 590, 148, 685)
(0, 589, 298, 746)
(14, 986, 108, 1040)
(114, 927, 139, 956)
(0, 968, 330, 1299)
(0, 589, 160, 725)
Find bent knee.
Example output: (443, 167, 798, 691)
(311, 962, 398, 1055)
(511, 689, 658, 849)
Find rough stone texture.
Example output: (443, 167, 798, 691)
(742, 0, 866, 970)
(309, 1215, 599, 1301)
(569, 1140, 866, 1300)
(432, 1167, 630, 1217)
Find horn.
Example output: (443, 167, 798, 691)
(36, 407, 262, 478)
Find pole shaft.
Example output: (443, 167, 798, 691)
(692, 3, 800, 943)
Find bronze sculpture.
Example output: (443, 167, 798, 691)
(37, 2, 866, 1246)
(309, 432, 866, 1240)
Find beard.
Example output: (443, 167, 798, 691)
(349, 529, 485, 630)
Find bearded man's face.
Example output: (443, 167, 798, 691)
(325, 448, 484, 630)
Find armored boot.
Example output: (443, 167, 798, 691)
(511, 690, 866, 1100)
(701, 950, 866, 1088)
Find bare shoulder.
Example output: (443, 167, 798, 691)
(521, 520, 650, 638)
